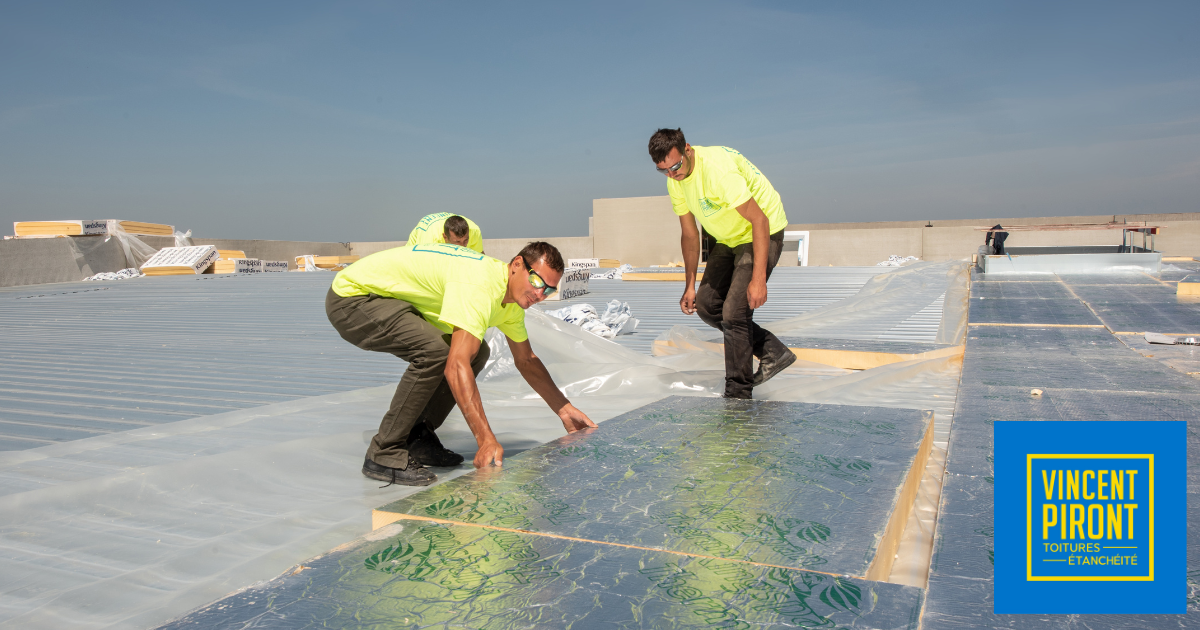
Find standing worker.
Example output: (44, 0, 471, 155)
(408, 212, 485, 253)
(648, 128, 794, 399)
(326, 241, 596, 485)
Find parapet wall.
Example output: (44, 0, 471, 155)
(588, 197, 1200, 267)
(3, 211, 1196, 288)
(789, 213, 1200, 266)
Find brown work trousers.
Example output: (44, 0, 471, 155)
(695, 230, 787, 399)
(325, 288, 490, 469)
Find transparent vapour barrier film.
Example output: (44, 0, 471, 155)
(0, 266, 969, 629)
(765, 260, 970, 345)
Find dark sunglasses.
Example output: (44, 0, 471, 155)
(524, 260, 557, 298)
(656, 156, 685, 175)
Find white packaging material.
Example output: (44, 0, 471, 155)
(140, 245, 219, 275)
(83, 268, 144, 281)
(542, 299, 638, 339)
(567, 258, 599, 269)
(262, 260, 289, 272)
(231, 258, 264, 273)
(591, 263, 634, 280)
(878, 254, 920, 267)
(543, 267, 590, 301)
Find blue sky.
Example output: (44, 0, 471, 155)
(1, 1, 1197, 241)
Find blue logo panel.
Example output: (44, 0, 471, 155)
(995, 421, 1185, 614)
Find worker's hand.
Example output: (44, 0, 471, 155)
(747, 278, 768, 310)
(680, 286, 697, 315)
(473, 437, 504, 468)
(558, 403, 597, 434)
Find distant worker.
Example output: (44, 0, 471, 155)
(408, 212, 484, 253)
(326, 241, 596, 486)
(648, 128, 793, 399)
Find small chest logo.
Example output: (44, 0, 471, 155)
(698, 198, 721, 217)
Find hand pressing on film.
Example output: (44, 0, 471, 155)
(680, 286, 697, 315)
(473, 437, 504, 468)
(558, 403, 597, 434)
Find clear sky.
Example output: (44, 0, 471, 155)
(2, 1, 1197, 241)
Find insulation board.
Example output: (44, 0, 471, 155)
(375, 396, 932, 579)
(968, 296, 1102, 326)
(157, 521, 925, 630)
(925, 274, 1200, 627)
(1065, 282, 1200, 333)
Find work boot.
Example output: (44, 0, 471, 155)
(753, 348, 797, 386)
(362, 458, 436, 487)
(407, 423, 465, 467)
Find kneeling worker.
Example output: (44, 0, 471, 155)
(648, 128, 794, 399)
(325, 241, 596, 485)
(408, 212, 484, 252)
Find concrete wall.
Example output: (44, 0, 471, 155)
(349, 237, 593, 263)
(588, 197, 1200, 267)
(789, 212, 1200, 266)
(189, 239, 352, 268)
(5, 206, 1198, 288)
(592, 196, 686, 267)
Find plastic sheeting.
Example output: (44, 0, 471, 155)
(0, 262, 971, 629)
(103, 220, 158, 269)
(766, 261, 969, 343)
(376, 397, 931, 576)
(161, 521, 925, 630)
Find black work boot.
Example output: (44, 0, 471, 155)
(362, 458, 436, 486)
(407, 423, 465, 467)
(753, 348, 797, 386)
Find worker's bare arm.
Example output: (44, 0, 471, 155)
(447, 328, 503, 467)
(735, 198, 771, 310)
(508, 337, 597, 433)
(679, 215, 701, 314)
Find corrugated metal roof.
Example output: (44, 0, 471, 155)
(0, 273, 398, 451)
(0, 266, 898, 452)
(878, 292, 945, 342)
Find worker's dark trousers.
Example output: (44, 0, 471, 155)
(695, 230, 787, 399)
(325, 288, 489, 470)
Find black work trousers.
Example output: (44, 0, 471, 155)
(695, 230, 787, 399)
(325, 288, 489, 469)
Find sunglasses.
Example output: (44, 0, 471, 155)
(524, 260, 557, 298)
(656, 156, 685, 175)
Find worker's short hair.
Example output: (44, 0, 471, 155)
(648, 128, 687, 164)
(443, 215, 470, 242)
(516, 241, 564, 274)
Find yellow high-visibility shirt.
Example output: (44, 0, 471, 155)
(407, 213, 484, 253)
(331, 244, 525, 342)
(667, 146, 788, 247)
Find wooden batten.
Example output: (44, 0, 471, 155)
(651, 339, 964, 370)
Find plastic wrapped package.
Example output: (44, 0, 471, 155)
(103, 220, 159, 269)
